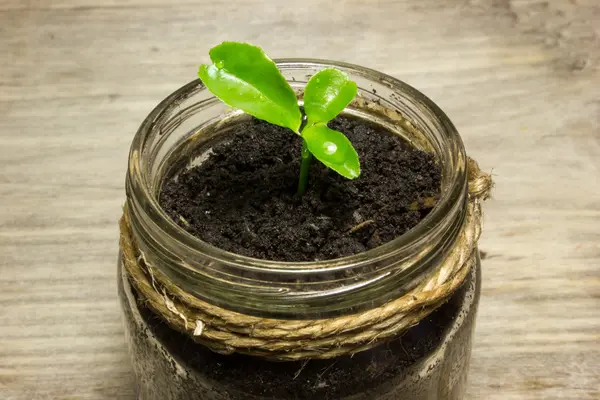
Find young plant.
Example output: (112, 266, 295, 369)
(198, 42, 360, 195)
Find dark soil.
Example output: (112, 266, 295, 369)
(159, 116, 441, 261)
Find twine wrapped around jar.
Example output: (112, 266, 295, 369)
(119, 157, 492, 361)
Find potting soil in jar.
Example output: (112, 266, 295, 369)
(119, 115, 480, 399)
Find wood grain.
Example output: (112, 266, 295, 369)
(1, 0, 599, 399)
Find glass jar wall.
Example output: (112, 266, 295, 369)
(119, 60, 479, 400)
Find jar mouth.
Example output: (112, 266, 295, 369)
(127, 59, 467, 316)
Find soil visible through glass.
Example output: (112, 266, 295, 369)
(121, 262, 479, 400)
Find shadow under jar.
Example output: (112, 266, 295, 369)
(119, 60, 480, 400)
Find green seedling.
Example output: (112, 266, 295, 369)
(198, 41, 360, 195)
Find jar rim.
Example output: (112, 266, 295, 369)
(126, 59, 467, 316)
(129, 58, 467, 272)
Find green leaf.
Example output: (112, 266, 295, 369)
(302, 123, 360, 179)
(303, 68, 357, 124)
(198, 42, 302, 132)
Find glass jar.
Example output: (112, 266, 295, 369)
(119, 60, 480, 400)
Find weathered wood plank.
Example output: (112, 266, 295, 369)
(1, 0, 598, 399)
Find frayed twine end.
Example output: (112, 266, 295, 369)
(193, 320, 205, 336)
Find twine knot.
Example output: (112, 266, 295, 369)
(467, 158, 493, 201)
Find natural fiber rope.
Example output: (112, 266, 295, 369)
(119, 157, 492, 361)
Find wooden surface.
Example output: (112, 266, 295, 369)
(1, 0, 599, 399)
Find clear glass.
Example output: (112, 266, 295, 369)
(119, 60, 479, 400)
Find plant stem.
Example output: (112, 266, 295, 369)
(297, 139, 312, 195)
